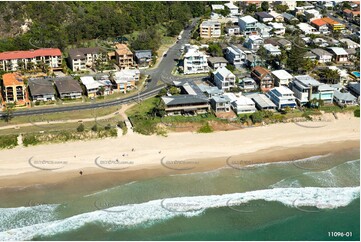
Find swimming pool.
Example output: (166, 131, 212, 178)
(351, 71, 360, 78)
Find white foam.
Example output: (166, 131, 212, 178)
(0, 187, 359, 241)
(0, 204, 59, 232)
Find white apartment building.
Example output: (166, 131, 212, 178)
(183, 46, 208, 75)
(213, 66, 236, 91)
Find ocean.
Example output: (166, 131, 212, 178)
(0, 147, 359, 241)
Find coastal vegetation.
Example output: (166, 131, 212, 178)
(0, 134, 18, 149)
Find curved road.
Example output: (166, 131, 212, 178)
(1, 19, 200, 118)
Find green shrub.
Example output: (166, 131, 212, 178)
(91, 124, 98, 132)
(23, 134, 40, 147)
(198, 122, 213, 133)
(354, 109, 360, 117)
(0, 135, 18, 149)
(77, 124, 85, 132)
(250, 111, 264, 124)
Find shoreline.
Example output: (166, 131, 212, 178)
(0, 113, 359, 191)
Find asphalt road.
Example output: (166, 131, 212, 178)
(1, 18, 200, 118)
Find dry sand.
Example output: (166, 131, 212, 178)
(0, 112, 359, 188)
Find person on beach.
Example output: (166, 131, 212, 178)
(79, 171, 83, 175)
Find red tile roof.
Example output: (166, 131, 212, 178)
(321, 17, 341, 25)
(0, 48, 62, 61)
(311, 18, 327, 27)
(2, 73, 24, 86)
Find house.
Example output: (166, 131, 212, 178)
(339, 38, 360, 49)
(224, 92, 257, 114)
(291, 75, 335, 105)
(238, 15, 258, 35)
(282, 13, 298, 24)
(183, 46, 208, 74)
(54, 77, 83, 99)
(312, 38, 329, 48)
(161, 95, 210, 116)
(244, 35, 264, 51)
(224, 45, 247, 68)
(304, 9, 322, 22)
(95, 75, 113, 95)
(245, 53, 263, 68)
(112, 69, 140, 93)
(2, 73, 27, 104)
(200, 20, 221, 38)
(266, 86, 297, 109)
(239, 77, 258, 92)
(28, 78, 55, 102)
(68, 47, 103, 72)
(311, 48, 333, 63)
(269, 11, 284, 22)
(321, 17, 345, 32)
(328, 47, 349, 63)
(210, 95, 232, 112)
(297, 23, 320, 35)
(268, 22, 286, 36)
(0, 48, 62, 72)
(134, 50, 152, 68)
(115, 44, 134, 69)
(277, 39, 292, 50)
(304, 51, 317, 60)
(80, 76, 104, 98)
(225, 25, 240, 36)
(310, 19, 330, 34)
(211, 4, 224, 11)
(198, 84, 224, 98)
(263, 44, 281, 56)
(224, 2, 239, 16)
(255, 12, 274, 23)
(256, 23, 273, 38)
(333, 90, 358, 106)
(207, 57, 228, 69)
(347, 82, 360, 98)
(343, 9, 360, 21)
(271, 70, 294, 87)
(247, 93, 277, 110)
(251, 66, 274, 92)
(213, 66, 236, 91)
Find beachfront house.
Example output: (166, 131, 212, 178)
(271, 70, 294, 87)
(112, 69, 140, 93)
(161, 95, 210, 116)
(213, 66, 236, 92)
(80, 76, 104, 98)
(266, 86, 297, 110)
(54, 77, 83, 99)
(290, 75, 335, 105)
(210, 95, 232, 113)
(247, 93, 277, 111)
(28, 78, 56, 102)
(224, 92, 257, 114)
(333, 90, 358, 107)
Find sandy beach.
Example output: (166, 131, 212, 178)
(0, 112, 359, 189)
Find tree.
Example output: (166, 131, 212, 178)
(91, 124, 98, 132)
(2, 103, 15, 123)
(250, 111, 264, 124)
(246, 4, 257, 14)
(169, 86, 180, 95)
(287, 37, 307, 73)
(158, 88, 168, 97)
(208, 43, 223, 57)
(318, 69, 340, 84)
(226, 64, 235, 72)
(261, 2, 269, 12)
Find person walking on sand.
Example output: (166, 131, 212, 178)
(79, 171, 83, 176)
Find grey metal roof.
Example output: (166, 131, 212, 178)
(334, 90, 357, 101)
(255, 12, 274, 19)
(247, 93, 276, 109)
(212, 95, 231, 103)
(134, 50, 152, 59)
(311, 48, 333, 57)
(348, 82, 360, 96)
(162, 95, 208, 106)
(54, 78, 83, 94)
(173, 80, 207, 98)
(294, 75, 320, 87)
(207, 57, 228, 64)
(68, 47, 102, 60)
(28, 78, 55, 96)
(282, 13, 296, 20)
